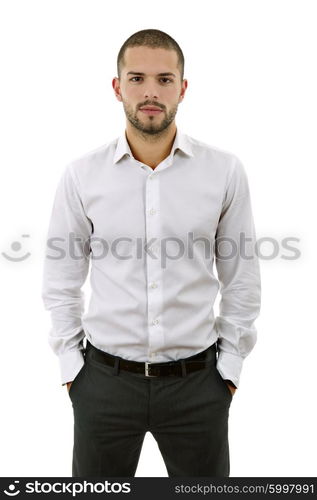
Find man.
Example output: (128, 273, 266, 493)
(41, 29, 261, 477)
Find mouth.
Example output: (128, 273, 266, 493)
(139, 106, 163, 116)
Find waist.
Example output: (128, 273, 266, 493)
(85, 338, 218, 378)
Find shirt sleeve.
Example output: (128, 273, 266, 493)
(214, 156, 261, 388)
(41, 163, 92, 386)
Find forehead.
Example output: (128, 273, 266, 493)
(123, 46, 179, 75)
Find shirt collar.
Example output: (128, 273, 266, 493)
(113, 127, 194, 165)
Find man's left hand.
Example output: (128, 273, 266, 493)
(225, 381, 237, 396)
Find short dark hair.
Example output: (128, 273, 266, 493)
(117, 29, 185, 81)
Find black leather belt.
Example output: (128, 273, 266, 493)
(86, 339, 217, 377)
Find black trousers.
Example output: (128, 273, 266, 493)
(68, 339, 233, 477)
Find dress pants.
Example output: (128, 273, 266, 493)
(68, 339, 233, 477)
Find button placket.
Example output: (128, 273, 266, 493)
(145, 171, 164, 352)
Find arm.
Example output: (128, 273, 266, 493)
(41, 163, 92, 387)
(214, 156, 261, 389)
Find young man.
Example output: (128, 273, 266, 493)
(42, 29, 261, 477)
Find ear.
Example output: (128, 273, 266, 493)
(112, 77, 122, 102)
(179, 78, 188, 102)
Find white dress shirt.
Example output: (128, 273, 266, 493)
(41, 127, 261, 388)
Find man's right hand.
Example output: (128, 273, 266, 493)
(66, 381, 73, 392)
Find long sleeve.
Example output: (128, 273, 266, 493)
(214, 156, 261, 388)
(41, 163, 92, 386)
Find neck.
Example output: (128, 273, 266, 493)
(125, 122, 177, 169)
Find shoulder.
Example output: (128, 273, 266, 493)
(62, 137, 118, 184)
(185, 133, 245, 179)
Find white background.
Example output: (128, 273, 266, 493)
(0, 0, 316, 477)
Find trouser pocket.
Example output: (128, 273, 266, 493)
(68, 360, 87, 400)
(213, 363, 233, 402)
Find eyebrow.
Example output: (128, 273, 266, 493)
(127, 71, 176, 77)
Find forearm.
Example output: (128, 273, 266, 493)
(41, 163, 92, 385)
(214, 156, 261, 388)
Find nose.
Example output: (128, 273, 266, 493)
(143, 84, 159, 100)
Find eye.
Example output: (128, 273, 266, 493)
(130, 76, 142, 82)
(129, 77, 173, 83)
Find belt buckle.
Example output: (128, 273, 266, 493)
(145, 361, 157, 377)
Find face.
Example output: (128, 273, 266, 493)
(113, 46, 187, 135)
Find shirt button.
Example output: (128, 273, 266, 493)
(149, 174, 155, 180)
(151, 319, 159, 326)
(149, 208, 157, 215)
(150, 282, 158, 289)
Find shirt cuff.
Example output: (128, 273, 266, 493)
(59, 349, 85, 386)
(216, 349, 243, 389)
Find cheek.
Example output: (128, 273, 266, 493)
(124, 91, 142, 107)
(122, 95, 138, 111)
(165, 89, 181, 103)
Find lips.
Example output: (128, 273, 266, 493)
(140, 106, 163, 116)
(140, 106, 162, 111)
